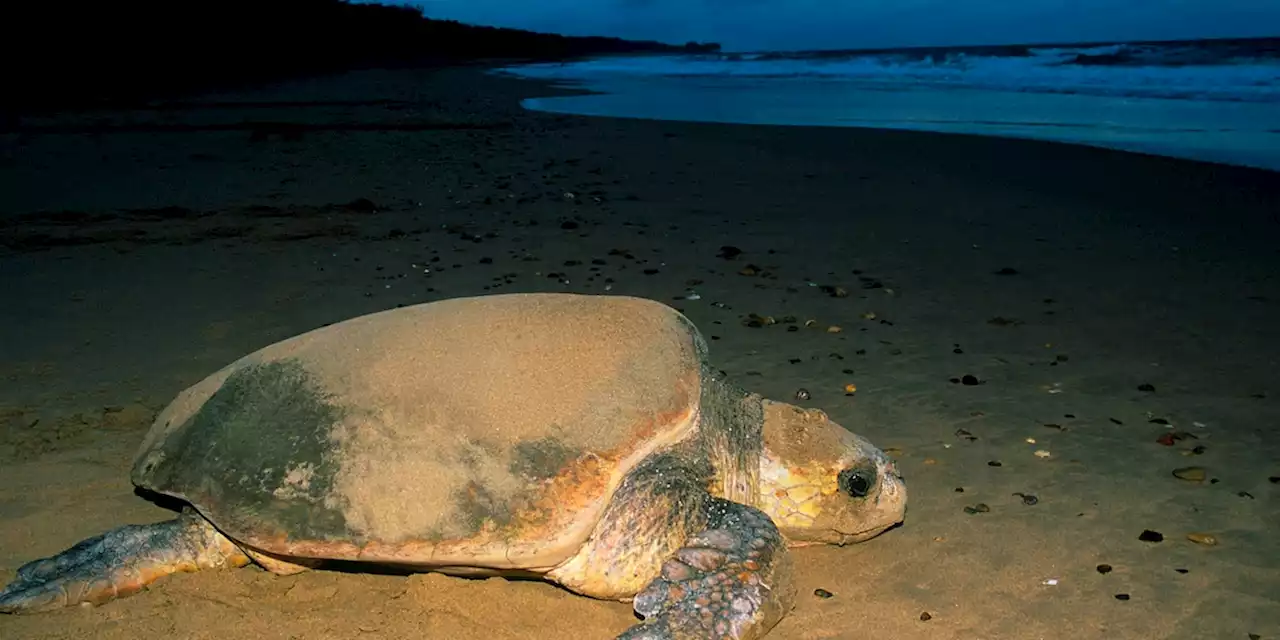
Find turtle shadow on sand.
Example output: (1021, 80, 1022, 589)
(0, 293, 907, 640)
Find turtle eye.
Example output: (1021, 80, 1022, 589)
(838, 468, 874, 498)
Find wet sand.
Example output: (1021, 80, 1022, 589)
(1, 66, 1278, 639)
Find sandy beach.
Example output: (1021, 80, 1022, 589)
(1, 66, 1277, 639)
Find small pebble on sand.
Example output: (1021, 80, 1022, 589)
(1173, 466, 1207, 482)
(1139, 530, 1164, 543)
(716, 246, 743, 259)
(1186, 532, 1219, 546)
(1156, 431, 1196, 446)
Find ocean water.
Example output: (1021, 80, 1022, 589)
(500, 38, 1280, 171)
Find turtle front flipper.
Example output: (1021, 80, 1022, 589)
(0, 510, 250, 614)
(619, 497, 796, 640)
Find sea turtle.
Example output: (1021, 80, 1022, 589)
(0, 293, 906, 638)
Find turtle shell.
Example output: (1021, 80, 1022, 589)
(132, 293, 708, 572)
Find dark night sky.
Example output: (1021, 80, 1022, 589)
(409, 0, 1278, 51)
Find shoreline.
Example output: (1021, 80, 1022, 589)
(6, 65, 1277, 217)
(1, 64, 1277, 639)
(498, 37, 1280, 174)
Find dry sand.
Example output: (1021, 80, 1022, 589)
(1, 66, 1278, 639)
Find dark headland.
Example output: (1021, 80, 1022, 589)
(1, 0, 719, 113)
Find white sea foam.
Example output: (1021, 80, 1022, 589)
(500, 40, 1280, 170)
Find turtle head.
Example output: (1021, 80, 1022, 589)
(756, 401, 906, 546)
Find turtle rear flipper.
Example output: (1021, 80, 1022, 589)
(0, 511, 249, 614)
(619, 497, 795, 640)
